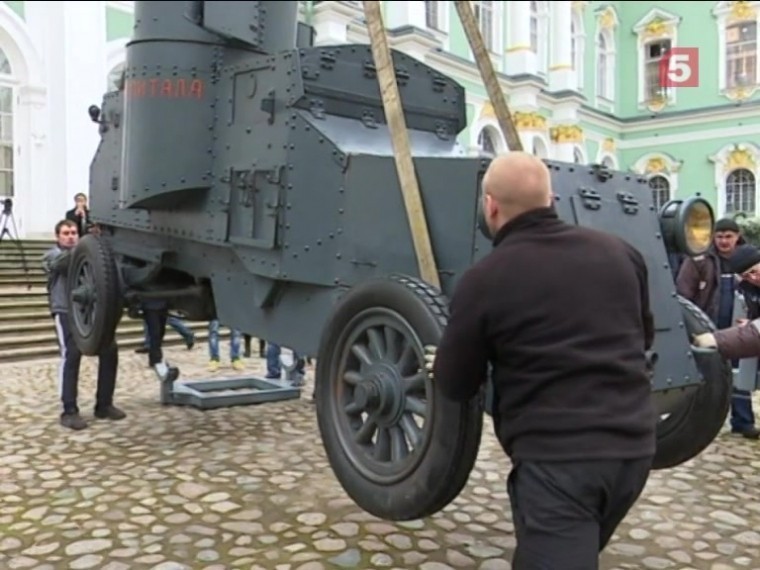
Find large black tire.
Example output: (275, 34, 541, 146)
(66, 234, 123, 356)
(315, 274, 484, 521)
(653, 295, 732, 470)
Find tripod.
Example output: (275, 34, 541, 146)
(0, 198, 32, 291)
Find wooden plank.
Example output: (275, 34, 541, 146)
(454, 1, 523, 152)
(361, 0, 441, 288)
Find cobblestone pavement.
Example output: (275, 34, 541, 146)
(1, 347, 760, 570)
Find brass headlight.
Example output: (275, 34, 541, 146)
(658, 197, 715, 257)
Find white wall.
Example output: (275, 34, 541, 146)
(0, 1, 126, 239)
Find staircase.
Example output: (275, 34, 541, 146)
(0, 239, 219, 363)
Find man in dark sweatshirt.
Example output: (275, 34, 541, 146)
(426, 152, 657, 569)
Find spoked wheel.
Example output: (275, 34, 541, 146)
(316, 275, 483, 521)
(653, 295, 732, 470)
(66, 234, 123, 356)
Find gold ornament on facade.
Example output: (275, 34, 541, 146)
(479, 101, 495, 119)
(598, 7, 616, 30)
(724, 85, 757, 102)
(645, 157, 668, 174)
(642, 17, 675, 39)
(513, 111, 547, 131)
(645, 95, 668, 113)
(601, 138, 616, 152)
(572, 1, 589, 13)
(549, 124, 584, 144)
(728, 1, 756, 23)
(726, 147, 756, 171)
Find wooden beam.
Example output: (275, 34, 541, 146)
(361, 0, 441, 288)
(454, 1, 523, 152)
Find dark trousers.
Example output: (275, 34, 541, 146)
(731, 387, 756, 432)
(507, 456, 652, 570)
(53, 313, 118, 415)
(143, 308, 168, 366)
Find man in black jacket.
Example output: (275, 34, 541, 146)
(65, 193, 91, 238)
(427, 152, 657, 569)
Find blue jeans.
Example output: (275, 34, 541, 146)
(730, 388, 756, 432)
(266, 342, 305, 379)
(208, 319, 242, 361)
(143, 316, 193, 346)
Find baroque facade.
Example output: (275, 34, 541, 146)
(0, 1, 758, 237)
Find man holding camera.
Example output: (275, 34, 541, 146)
(65, 193, 92, 238)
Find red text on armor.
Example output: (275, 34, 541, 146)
(125, 78, 205, 99)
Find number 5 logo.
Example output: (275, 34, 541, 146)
(660, 48, 699, 88)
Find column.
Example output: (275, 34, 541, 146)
(385, 1, 427, 29)
(550, 125, 583, 162)
(311, 1, 362, 46)
(23, 1, 107, 236)
(549, 1, 574, 91)
(385, 1, 441, 61)
(505, 2, 532, 75)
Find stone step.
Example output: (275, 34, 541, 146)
(0, 277, 47, 287)
(0, 310, 56, 323)
(0, 318, 212, 340)
(0, 332, 223, 364)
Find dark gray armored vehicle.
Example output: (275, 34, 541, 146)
(69, 0, 731, 522)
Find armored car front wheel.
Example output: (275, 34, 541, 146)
(66, 234, 123, 356)
(315, 275, 484, 521)
(653, 295, 732, 470)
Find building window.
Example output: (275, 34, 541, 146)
(0, 47, 14, 199)
(473, 1, 495, 52)
(477, 127, 500, 157)
(643, 39, 671, 101)
(532, 136, 548, 159)
(425, 1, 442, 31)
(107, 62, 126, 92)
(571, 13, 585, 89)
(649, 175, 670, 212)
(530, 1, 549, 75)
(726, 21, 757, 89)
(601, 156, 615, 169)
(725, 168, 757, 216)
(573, 148, 584, 164)
(596, 32, 613, 99)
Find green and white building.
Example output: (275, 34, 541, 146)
(0, 1, 758, 236)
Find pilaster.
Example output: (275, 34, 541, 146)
(385, 1, 441, 61)
(549, 1, 574, 91)
(385, 1, 427, 29)
(505, 2, 532, 75)
(550, 124, 584, 162)
(311, 1, 363, 46)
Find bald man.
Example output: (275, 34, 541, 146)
(427, 152, 657, 569)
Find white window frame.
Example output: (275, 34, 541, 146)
(633, 8, 681, 109)
(571, 9, 585, 90)
(529, 1, 550, 76)
(709, 143, 760, 218)
(713, 1, 760, 99)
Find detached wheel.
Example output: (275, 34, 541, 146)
(316, 275, 483, 521)
(66, 234, 123, 356)
(653, 295, 732, 470)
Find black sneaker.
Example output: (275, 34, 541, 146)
(94, 405, 127, 420)
(186, 334, 195, 350)
(60, 412, 88, 430)
(134, 346, 148, 354)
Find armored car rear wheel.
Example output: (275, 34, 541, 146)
(653, 295, 732, 470)
(66, 234, 123, 356)
(315, 275, 484, 521)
